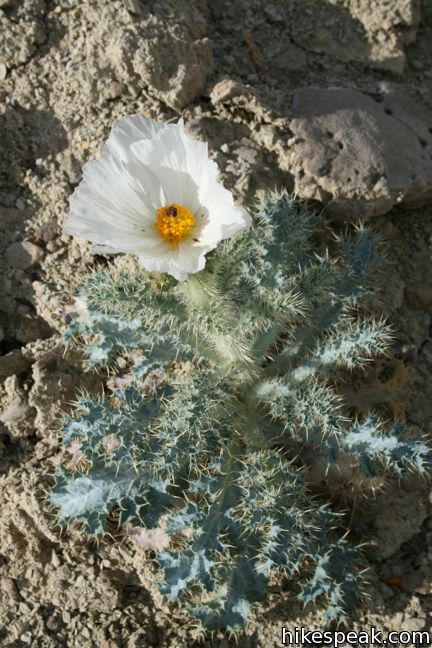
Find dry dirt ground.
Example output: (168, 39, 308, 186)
(1, 0, 432, 646)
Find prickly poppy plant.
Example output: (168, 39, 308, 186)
(51, 166, 430, 631)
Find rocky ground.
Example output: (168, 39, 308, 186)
(1, 0, 432, 645)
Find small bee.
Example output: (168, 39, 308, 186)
(165, 205, 178, 218)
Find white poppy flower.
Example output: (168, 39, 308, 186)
(65, 116, 251, 281)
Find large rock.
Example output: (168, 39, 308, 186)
(288, 87, 432, 219)
(99, 1, 213, 109)
(287, 0, 420, 75)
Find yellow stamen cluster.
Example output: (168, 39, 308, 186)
(155, 203, 195, 247)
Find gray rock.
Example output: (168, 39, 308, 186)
(102, 2, 213, 109)
(264, 39, 307, 77)
(210, 79, 277, 123)
(0, 207, 21, 230)
(402, 617, 427, 632)
(263, 4, 285, 23)
(6, 241, 44, 269)
(38, 220, 60, 243)
(401, 569, 427, 592)
(0, 350, 32, 382)
(288, 0, 420, 75)
(0, 397, 32, 425)
(289, 87, 432, 219)
(61, 151, 82, 186)
(211, 78, 254, 105)
(352, 477, 429, 559)
(11, 303, 53, 344)
(125, 0, 146, 15)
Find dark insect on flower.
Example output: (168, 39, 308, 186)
(165, 205, 178, 218)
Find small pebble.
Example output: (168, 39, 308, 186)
(46, 615, 60, 632)
(81, 627, 91, 639)
(403, 616, 426, 632)
(264, 3, 285, 22)
(20, 633, 32, 644)
(46, 240, 57, 253)
(0, 397, 32, 425)
(51, 551, 61, 568)
(6, 241, 44, 270)
(107, 81, 125, 99)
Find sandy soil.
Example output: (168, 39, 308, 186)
(1, 0, 432, 645)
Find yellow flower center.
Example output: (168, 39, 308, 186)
(155, 203, 195, 247)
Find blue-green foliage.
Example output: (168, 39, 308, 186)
(51, 194, 430, 631)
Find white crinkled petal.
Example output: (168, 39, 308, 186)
(66, 156, 167, 254)
(131, 119, 219, 192)
(145, 164, 201, 215)
(103, 115, 168, 162)
(137, 241, 208, 281)
(198, 179, 252, 242)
